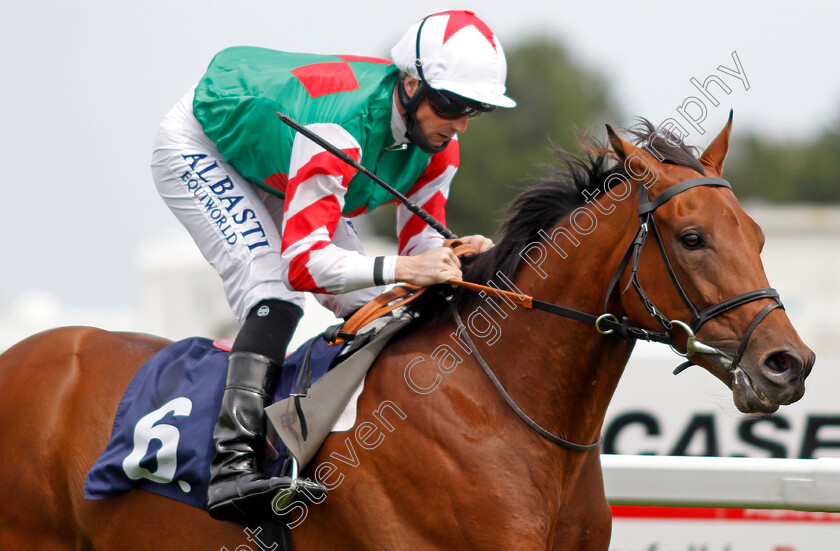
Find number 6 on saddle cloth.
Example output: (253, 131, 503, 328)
(83, 315, 410, 512)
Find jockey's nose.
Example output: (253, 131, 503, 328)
(452, 114, 469, 134)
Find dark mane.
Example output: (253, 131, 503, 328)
(407, 119, 705, 320)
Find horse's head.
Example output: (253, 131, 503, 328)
(606, 115, 814, 413)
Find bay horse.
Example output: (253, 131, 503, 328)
(0, 116, 813, 550)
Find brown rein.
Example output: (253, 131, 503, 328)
(328, 178, 782, 451)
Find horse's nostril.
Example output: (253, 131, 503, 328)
(802, 350, 816, 378)
(765, 351, 801, 375)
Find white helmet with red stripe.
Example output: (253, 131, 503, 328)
(391, 10, 515, 109)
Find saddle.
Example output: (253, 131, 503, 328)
(325, 239, 504, 343)
(83, 241, 487, 517)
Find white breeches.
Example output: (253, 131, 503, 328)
(150, 91, 385, 323)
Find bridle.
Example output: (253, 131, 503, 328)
(449, 175, 784, 451)
(279, 99, 785, 453)
(601, 176, 783, 374)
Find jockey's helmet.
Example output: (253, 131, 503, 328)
(391, 10, 516, 152)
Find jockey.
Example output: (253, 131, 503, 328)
(151, 10, 515, 522)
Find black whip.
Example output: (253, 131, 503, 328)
(276, 112, 457, 240)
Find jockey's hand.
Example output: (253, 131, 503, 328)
(458, 234, 494, 253)
(395, 247, 462, 287)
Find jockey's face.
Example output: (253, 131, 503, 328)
(416, 97, 470, 148)
(402, 78, 470, 149)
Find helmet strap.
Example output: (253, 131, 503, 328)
(395, 16, 450, 154)
(396, 73, 448, 154)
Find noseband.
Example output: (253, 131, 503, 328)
(603, 176, 784, 374)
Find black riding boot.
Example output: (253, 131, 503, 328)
(207, 351, 291, 521)
(207, 299, 326, 522)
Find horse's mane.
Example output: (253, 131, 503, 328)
(406, 119, 705, 322)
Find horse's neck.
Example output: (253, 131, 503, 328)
(482, 198, 639, 449)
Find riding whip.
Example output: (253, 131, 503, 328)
(276, 112, 457, 240)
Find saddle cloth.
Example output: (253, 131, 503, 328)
(83, 334, 345, 509)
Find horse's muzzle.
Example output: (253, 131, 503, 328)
(732, 346, 815, 413)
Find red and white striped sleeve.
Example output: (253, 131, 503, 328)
(280, 123, 391, 294)
(396, 138, 459, 256)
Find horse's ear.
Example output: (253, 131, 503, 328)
(699, 110, 733, 177)
(605, 124, 637, 161)
(606, 124, 657, 177)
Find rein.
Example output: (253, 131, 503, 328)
(279, 115, 783, 453)
(332, 176, 783, 453)
(445, 176, 783, 452)
(448, 303, 601, 451)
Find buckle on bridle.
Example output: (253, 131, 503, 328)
(595, 313, 619, 335)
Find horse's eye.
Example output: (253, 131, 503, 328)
(681, 232, 704, 249)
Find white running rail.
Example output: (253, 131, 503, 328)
(601, 454, 840, 511)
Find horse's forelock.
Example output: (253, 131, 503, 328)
(627, 118, 706, 175)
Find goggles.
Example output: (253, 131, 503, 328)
(426, 88, 496, 119)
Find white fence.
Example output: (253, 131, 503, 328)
(601, 454, 840, 511)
